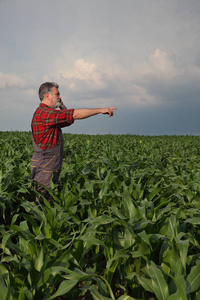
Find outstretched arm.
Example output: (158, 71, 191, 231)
(73, 107, 117, 119)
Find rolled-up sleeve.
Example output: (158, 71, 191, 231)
(41, 108, 74, 128)
(59, 109, 74, 128)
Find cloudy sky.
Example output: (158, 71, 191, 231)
(0, 0, 200, 135)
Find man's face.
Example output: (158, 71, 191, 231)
(48, 87, 61, 108)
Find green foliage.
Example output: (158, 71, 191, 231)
(0, 131, 200, 299)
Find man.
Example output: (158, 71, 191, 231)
(31, 82, 117, 204)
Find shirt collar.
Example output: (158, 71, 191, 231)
(39, 103, 49, 108)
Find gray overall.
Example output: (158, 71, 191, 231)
(31, 128, 64, 187)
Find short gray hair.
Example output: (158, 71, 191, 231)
(38, 82, 59, 101)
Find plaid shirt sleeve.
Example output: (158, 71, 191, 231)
(32, 104, 74, 149)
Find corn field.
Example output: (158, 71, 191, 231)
(0, 131, 200, 300)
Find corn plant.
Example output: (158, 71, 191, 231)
(0, 131, 200, 299)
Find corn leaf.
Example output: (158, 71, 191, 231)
(49, 279, 78, 299)
(147, 261, 169, 300)
(186, 261, 200, 294)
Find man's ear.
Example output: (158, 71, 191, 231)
(45, 93, 50, 100)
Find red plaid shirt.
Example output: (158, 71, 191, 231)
(31, 103, 74, 149)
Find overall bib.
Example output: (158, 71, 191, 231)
(31, 128, 64, 188)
